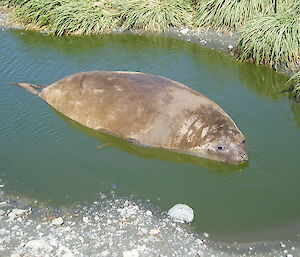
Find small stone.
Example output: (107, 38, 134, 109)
(11, 254, 21, 257)
(99, 192, 107, 199)
(145, 210, 152, 216)
(280, 242, 286, 248)
(25, 239, 53, 252)
(0, 210, 5, 216)
(82, 217, 89, 223)
(62, 252, 75, 257)
(203, 232, 209, 238)
(99, 250, 109, 257)
(197, 250, 204, 256)
(228, 44, 234, 50)
(123, 249, 139, 257)
(180, 28, 189, 35)
(168, 204, 194, 223)
(141, 228, 147, 234)
(94, 215, 100, 221)
(149, 228, 160, 236)
(51, 217, 64, 226)
(8, 209, 28, 219)
(286, 254, 293, 257)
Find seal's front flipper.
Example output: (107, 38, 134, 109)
(11, 82, 42, 95)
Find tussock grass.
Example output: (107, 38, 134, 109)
(193, 0, 274, 31)
(12, 0, 67, 27)
(237, 1, 300, 70)
(51, 0, 121, 35)
(6, 0, 121, 35)
(120, 0, 194, 32)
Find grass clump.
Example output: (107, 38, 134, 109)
(4, 0, 121, 35)
(237, 1, 300, 70)
(11, 0, 67, 27)
(193, 0, 274, 31)
(120, 0, 194, 32)
(51, 0, 121, 35)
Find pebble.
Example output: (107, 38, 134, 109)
(82, 217, 89, 223)
(99, 250, 110, 256)
(180, 28, 189, 35)
(145, 210, 152, 216)
(25, 239, 53, 252)
(123, 249, 140, 257)
(167, 204, 194, 223)
(228, 44, 234, 50)
(51, 217, 64, 226)
(8, 209, 28, 219)
(149, 228, 160, 236)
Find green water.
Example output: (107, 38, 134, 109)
(1, 29, 300, 243)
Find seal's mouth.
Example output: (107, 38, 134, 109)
(226, 145, 248, 164)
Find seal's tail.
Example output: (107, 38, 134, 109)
(11, 82, 45, 95)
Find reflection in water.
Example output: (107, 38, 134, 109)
(291, 101, 300, 127)
(235, 63, 289, 100)
(54, 108, 247, 173)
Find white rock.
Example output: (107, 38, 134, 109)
(228, 44, 234, 50)
(145, 210, 152, 216)
(180, 28, 189, 35)
(51, 217, 64, 226)
(25, 239, 53, 252)
(167, 204, 194, 223)
(203, 232, 209, 238)
(0, 210, 5, 216)
(0, 201, 7, 206)
(149, 229, 160, 236)
(11, 254, 21, 257)
(99, 250, 110, 256)
(123, 249, 139, 257)
(82, 217, 89, 223)
(62, 252, 75, 257)
(8, 209, 28, 219)
(57, 246, 74, 257)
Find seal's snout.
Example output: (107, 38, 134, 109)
(237, 151, 248, 162)
(231, 147, 248, 164)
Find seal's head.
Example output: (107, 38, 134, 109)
(184, 108, 248, 165)
(202, 137, 248, 164)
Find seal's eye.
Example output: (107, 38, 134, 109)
(242, 139, 246, 144)
(217, 146, 225, 151)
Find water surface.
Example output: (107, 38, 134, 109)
(0, 29, 299, 243)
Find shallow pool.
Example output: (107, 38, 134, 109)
(1, 28, 300, 243)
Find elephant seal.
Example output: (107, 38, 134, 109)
(13, 71, 248, 164)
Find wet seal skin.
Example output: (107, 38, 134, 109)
(12, 71, 248, 164)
